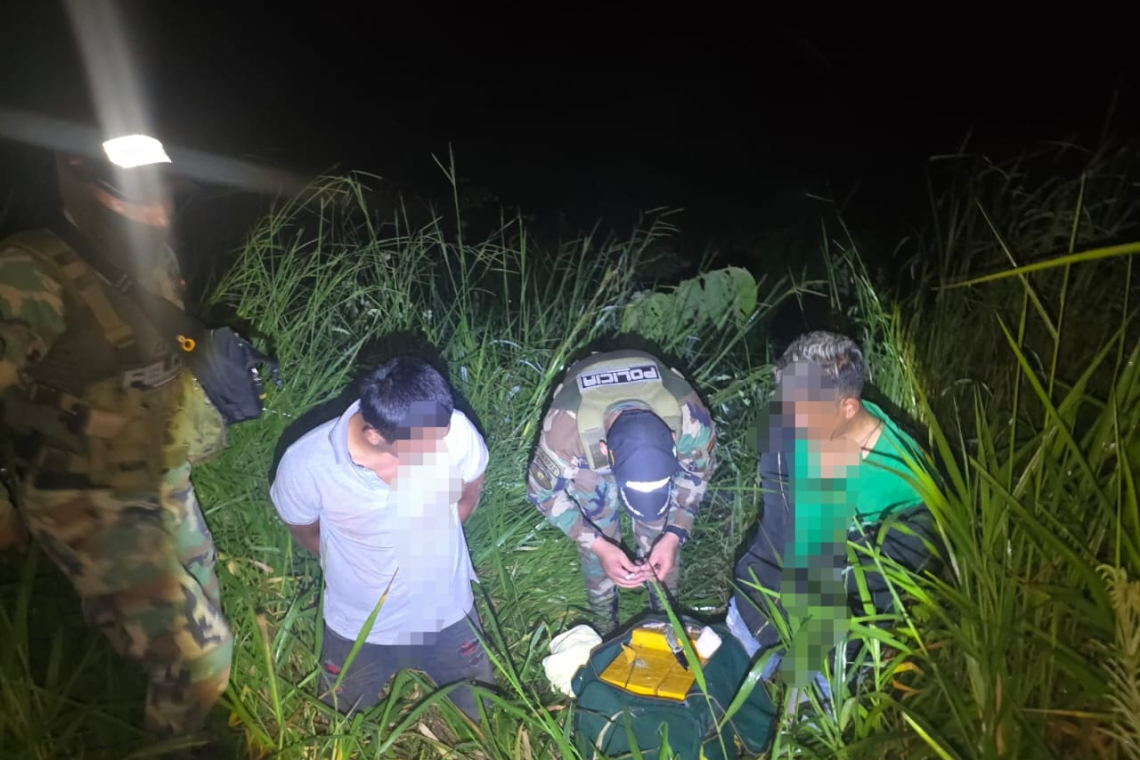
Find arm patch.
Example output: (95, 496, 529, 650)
(531, 446, 563, 492)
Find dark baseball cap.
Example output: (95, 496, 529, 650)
(605, 409, 678, 520)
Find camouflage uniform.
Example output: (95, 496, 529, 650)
(0, 217, 233, 737)
(526, 350, 717, 628)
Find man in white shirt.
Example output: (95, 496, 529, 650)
(270, 356, 494, 719)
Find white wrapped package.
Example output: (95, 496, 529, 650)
(542, 624, 602, 698)
(695, 626, 723, 659)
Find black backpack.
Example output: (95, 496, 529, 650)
(48, 217, 281, 425)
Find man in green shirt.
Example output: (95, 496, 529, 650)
(727, 331, 942, 703)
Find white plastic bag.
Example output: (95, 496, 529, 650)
(542, 624, 602, 697)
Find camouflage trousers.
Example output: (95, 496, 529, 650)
(18, 461, 233, 738)
(570, 473, 681, 631)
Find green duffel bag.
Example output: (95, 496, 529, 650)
(569, 615, 778, 760)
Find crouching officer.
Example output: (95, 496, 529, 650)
(526, 349, 718, 633)
(0, 145, 233, 739)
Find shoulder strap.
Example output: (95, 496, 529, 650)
(44, 215, 206, 347)
(1, 229, 136, 349)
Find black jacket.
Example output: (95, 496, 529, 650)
(732, 447, 794, 649)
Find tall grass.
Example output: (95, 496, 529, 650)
(2, 142, 1139, 759)
(897, 142, 1140, 440)
(803, 143, 1140, 760)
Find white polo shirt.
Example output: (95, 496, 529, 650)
(270, 400, 489, 645)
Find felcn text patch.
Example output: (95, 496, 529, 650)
(577, 364, 660, 391)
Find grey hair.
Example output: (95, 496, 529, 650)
(775, 331, 865, 399)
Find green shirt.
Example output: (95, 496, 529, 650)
(850, 400, 928, 524)
(789, 399, 927, 565)
(780, 400, 930, 688)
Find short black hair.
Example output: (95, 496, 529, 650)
(358, 356, 454, 441)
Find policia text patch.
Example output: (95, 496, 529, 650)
(577, 364, 660, 391)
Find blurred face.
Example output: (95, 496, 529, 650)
(778, 361, 844, 439)
(392, 425, 449, 459)
(386, 400, 452, 459)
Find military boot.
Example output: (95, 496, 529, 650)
(596, 595, 620, 637)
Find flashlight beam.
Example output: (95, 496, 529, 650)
(0, 107, 311, 196)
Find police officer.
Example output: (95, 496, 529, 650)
(526, 349, 718, 633)
(0, 146, 233, 739)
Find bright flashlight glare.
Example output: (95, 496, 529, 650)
(102, 134, 171, 168)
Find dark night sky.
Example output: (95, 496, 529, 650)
(2, 4, 1138, 273)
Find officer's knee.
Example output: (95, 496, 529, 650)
(202, 661, 232, 704)
(189, 641, 234, 710)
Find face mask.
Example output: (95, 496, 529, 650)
(57, 158, 172, 272)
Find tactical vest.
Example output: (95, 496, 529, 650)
(550, 349, 694, 470)
(1, 229, 197, 491)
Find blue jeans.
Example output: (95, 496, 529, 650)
(725, 597, 832, 702)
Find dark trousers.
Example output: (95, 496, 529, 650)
(846, 508, 942, 616)
(318, 608, 496, 720)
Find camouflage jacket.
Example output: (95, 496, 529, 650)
(526, 385, 718, 551)
(0, 226, 226, 508)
